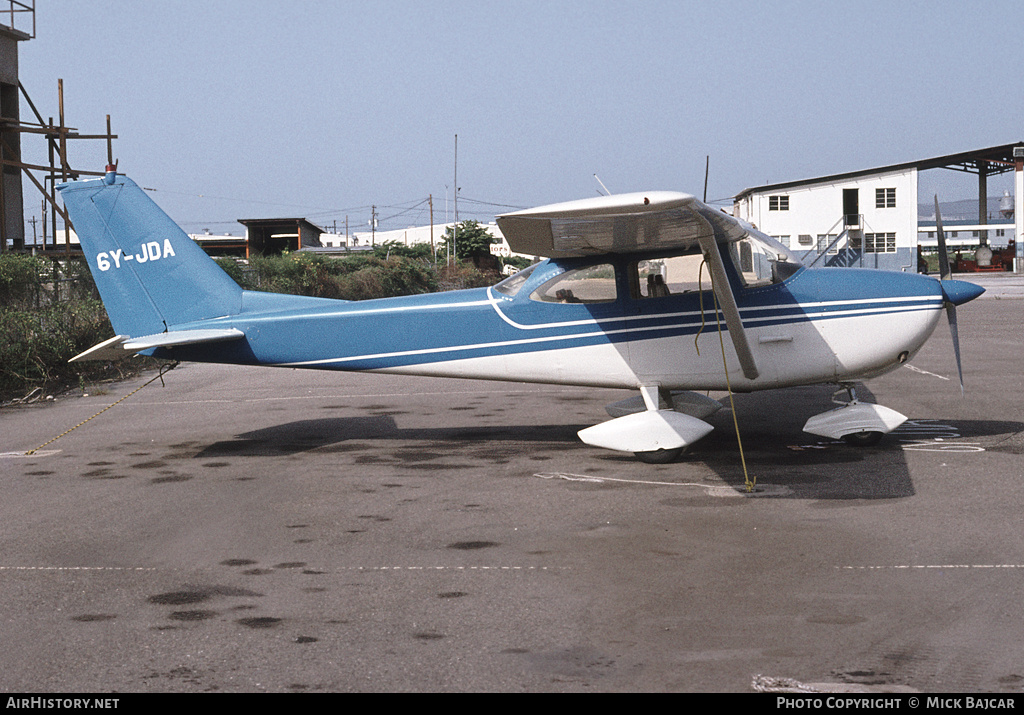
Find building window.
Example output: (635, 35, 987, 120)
(817, 234, 839, 254)
(997, 229, 1006, 237)
(772, 235, 791, 248)
(875, 188, 896, 209)
(863, 232, 896, 253)
(769, 195, 789, 211)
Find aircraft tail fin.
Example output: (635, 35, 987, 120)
(59, 173, 243, 337)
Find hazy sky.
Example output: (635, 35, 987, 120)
(15, 0, 1024, 235)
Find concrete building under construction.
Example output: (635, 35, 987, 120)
(0, 1, 31, 249)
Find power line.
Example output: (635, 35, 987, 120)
(455, 196, 527, 210)
(140, 185, 375, 216)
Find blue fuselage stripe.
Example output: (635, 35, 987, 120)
(163, 263, 947, 373)
(255, 297, 942, 370)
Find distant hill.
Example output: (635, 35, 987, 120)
(919, 196, 1013, 222)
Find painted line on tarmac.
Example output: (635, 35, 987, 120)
(0, 566, 157, 571)
(533, 472, 791, 497)
(838, 564, 1024, 571)
(109, 387, 570, 408)
(0, 450, 61, 458)
(904, 364, 951, 380)
(2, 566, 564, 572)
(345, 566, 568, 572)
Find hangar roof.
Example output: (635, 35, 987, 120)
(735, 142, 1024, 201)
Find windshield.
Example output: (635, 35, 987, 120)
(492, 263, 540, 297)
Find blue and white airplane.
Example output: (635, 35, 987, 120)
(62, 169, 984, 463)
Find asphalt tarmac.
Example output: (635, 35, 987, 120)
(1, 296, 1022, 693)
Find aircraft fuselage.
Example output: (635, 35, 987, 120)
(159, 253, 948, 395)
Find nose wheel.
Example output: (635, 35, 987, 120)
(803, 383, 907, 446)
(841, 430, 884, 446)
(633, 446, 687, 464)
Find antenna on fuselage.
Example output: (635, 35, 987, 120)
(703, 155, 710, 203)
(594, 174, 611, 196)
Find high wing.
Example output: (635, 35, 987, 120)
(498, 191, 759, 379)
(495, 191, 749, 258)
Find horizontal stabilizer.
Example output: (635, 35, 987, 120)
(70, 328, 245, 362)
(68, 334, 131, 362)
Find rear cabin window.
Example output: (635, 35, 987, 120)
(530, 264, 617, 303)
(634, 253, 709, 298)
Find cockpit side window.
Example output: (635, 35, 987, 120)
(530, 264, 617, 303)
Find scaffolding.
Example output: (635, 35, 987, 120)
(0, 1, 34, 39)
(0, 3, 117, 254)
(0, 79, 117, 254)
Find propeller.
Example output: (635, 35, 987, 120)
(933, 195, 964, 394)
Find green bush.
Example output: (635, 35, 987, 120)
(435, 261, 500, 291)
(1, 251, 503, 401)
(213, 257, 257, 289)
(372, 240, 437, 261)
(0, 254, 100, 309)
(241, 252, 441, 299)
(0, 255, 149, 401)
(0, 298, 134, 401)
(0, 254, 50, 309)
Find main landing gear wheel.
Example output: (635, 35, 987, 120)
(633, 447, 686, 464)
(842, 431, 884, 447)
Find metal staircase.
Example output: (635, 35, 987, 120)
(802, 214, 865, 267)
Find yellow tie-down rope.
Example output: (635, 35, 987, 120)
(24, 361, 179, 456)
(694, 259, 756, 493)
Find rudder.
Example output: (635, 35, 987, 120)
(59, 173, 243, 337)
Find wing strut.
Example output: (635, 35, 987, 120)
(694, 220, 759, 380)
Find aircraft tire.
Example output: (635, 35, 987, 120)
(633, 447, 685, 464)
(842, 431, 884, 447)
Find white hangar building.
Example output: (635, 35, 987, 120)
(733, 143, 1024, 273)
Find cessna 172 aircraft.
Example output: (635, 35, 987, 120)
(61, 169, 984, 463)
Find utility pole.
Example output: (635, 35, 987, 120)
(371, 205, 377, 246)
(453, 134, 458, 265)
(429, 194, 434, 256)
(106, 114, 114, 169)
(58, 80, 69, 255)
(48, 115, 55, 249)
